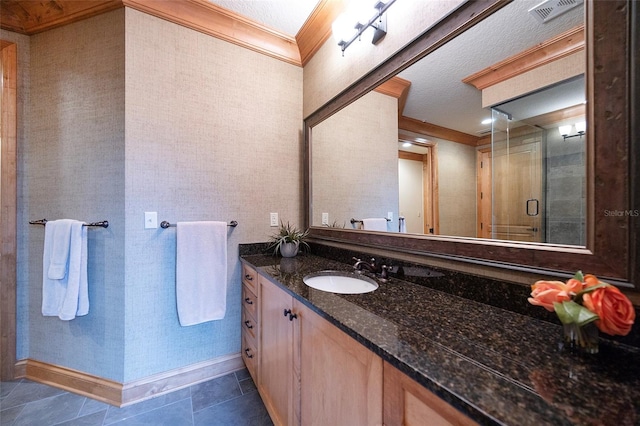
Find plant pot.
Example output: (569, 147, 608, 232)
(279, 242, 299, 258)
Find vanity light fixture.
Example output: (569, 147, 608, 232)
(332, 0, 396, 55)
(559, 121, 586, 140)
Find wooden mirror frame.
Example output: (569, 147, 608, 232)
(304, 0, 639, 288)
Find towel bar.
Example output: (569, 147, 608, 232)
(160, 220, 238, 229)
(350, 218, 391, 224)
(29, 219, 109, 228)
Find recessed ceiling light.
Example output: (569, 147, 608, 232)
(481, 118, 494, 125)
(402, 142, 412, 147)
(415, 138, 427, 143)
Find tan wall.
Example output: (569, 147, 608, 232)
(436, 139, 477, 238)
(123, 8, 303, 381)
(311, 91, 398, 230)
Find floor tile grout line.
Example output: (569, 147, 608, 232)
(102, 395, 194, 426)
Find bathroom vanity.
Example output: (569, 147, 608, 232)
(240, 249, 640, 425)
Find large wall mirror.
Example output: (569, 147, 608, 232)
(305, 0, 638, 287)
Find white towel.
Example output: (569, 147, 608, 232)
(362, 218, 387, 232)
(42, 220, 89, 320)
(47, 219, 73, 279)
(176, 221, 227, 326)
(399, 217, 407, 233)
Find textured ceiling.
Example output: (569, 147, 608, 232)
(398, 0, 585, 137)
(208, 0, 320, 36)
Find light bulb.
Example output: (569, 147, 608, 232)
(559, 125, 572, 137)
(332, 13, 357, 44)
(575, 121, 586, 133)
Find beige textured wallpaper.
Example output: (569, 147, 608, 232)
(436, 139, 477, 237)
(123, 8, 304, 380)
(311, 91, 398, 230)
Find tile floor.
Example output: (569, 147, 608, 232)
(0, 369, 273, 426)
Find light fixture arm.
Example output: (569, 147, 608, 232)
(338, 0, 396, 54)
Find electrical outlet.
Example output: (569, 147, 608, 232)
(270, 212, 279, 227)
(322, 213, 329, 225)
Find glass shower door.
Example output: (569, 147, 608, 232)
(490, 109, 544, 242)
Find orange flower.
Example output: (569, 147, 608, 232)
(583, 285, 636, 336)
(528, 280, 572, 312)
(564, 278, 583, 294)
(583, 274, 600, 288)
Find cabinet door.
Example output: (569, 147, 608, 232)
(259, 276, 296, 426)
(296, 301, 383, 426)
(384, 362, 477, 426)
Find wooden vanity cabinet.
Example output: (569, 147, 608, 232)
(258, 275, 298, 426)
(296, 300, 383, 426)
(384, 362, 478, 426)
(247, 269, 476, 426)
(257, 275, 383, 426)
(241, 264, 259, 380)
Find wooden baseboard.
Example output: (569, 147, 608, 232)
(13, 359, 27, 378)
(121, 353, 244, 406)
(22, 353, 244, 407)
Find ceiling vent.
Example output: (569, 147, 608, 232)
(528, 0, 583, 24)
(477, 129, 492, 136)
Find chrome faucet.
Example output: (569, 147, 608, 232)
(352, 257, 390, 282)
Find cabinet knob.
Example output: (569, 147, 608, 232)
(244, 320, 253, 329)
(245, 274, 253, 281)
(244, 348, 254, 359)
(244, 297, 253, 305)
(283, 308, 297, 321)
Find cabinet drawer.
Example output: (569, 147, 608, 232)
(242, 333, 258, 380)
(242, 307, 258, 340)
(242, 285, 258, 318)
(242, 264, 258, 293)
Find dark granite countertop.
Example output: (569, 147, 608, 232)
(240, 252, 640, 426)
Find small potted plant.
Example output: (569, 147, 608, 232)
(268, 221, 309, 257)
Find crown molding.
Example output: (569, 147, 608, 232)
(296, 0, 346, 66)
(462, 25, 585, 90)
(123, 0, 301, 66)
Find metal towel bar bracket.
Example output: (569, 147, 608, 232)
(160, 220, 238, 228)
(29, 218, 109, 228)
(350, 218, 391, 224)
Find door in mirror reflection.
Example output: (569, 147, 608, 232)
(483, 80, 587, 245)
(488, 110, 543, 242)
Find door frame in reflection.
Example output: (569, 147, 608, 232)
(398, 138, 438, 235)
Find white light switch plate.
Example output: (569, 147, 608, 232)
(322, 213, 329, 225)
(270, 212, 279, 227)
(145, 212, 158, 229)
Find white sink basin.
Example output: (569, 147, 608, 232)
(303, 271, 378, 294)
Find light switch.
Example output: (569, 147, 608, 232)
(145, 212, 158, 229)
(322, 213, 329, 225)
(387, 212, 393, 221)
(270, 213, 279, 227)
